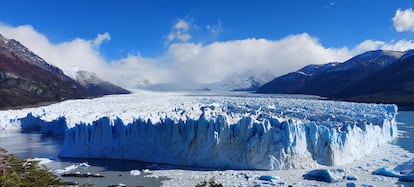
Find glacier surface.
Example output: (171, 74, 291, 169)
(0, 91, 397, 170)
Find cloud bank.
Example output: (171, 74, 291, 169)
(166, 34, 351, 83)
(393, 8, 414, 32)
(1, 21, 414, 89)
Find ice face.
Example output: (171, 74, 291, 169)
(0, 91, 398, 170)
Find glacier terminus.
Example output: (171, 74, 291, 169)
(0, 91, 397, 170)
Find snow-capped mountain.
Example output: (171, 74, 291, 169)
(295, 62, 339, 77)
(0, 33, 128, 108)
(75, 70, 129, 96)
(145, 72, 274, 92)
(331, 50, 404, 72)
(258, 49, 414, 108)
(258, 50, 405, 96)
(256, 62, 340, 94)
(333, 52, 414, 109)
(0, 34, 67, 78)
(214, 72, 274, 91)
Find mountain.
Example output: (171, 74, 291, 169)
(257, 50, 414, 109)
(215, 72, 274, 91)
(256, 62, 339, 94)
(258, 50, 404, 96)
(75, 70, 129, 95)
(332, 51, 414, 109)
(144, 72, 274, 92)
(0, 33, 128, 109)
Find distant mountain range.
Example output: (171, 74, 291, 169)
(0, 33, 129, 109)
(258, 50, 414, 110)
(144, 72, 274, 92)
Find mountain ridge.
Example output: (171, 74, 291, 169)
(257, 49, 414, 109)
(0, 33, 129, 109)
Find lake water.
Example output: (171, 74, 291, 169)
(0, 111, 413, 186)
(0, 130, 168, 186)
(394, 111, 414, 153)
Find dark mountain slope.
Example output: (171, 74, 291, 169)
(332, 53, 414, 109)
(258, 50, 404, 96)
(75, 70, 129, 96)
(257, 62, 338, 94)
(0, 33, 129, 109)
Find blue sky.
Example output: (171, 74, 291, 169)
(1, 0, 414, 87)
(1, 0, 413, 60)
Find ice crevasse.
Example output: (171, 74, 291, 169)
(0, 92, 398, 170)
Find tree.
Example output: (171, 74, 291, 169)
(0, 148, 64, 186)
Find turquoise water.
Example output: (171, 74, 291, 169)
(394, 111, 414, 153)
(394, 112, 414, 187)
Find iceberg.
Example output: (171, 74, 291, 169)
(303, 169, 339, 183)
(373, 158, 414, 181)
(0, 92, 398, 170)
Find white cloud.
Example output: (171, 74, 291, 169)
(175, 32, 191, 42)
(166, 19, 192, 43)
(166, 33, 352, 83)
(93, 32, 110, 47)
(355, 39, 414, 52)
(392, 8, 414, 32)
(175, 19, 189, 30)
(1, 23, 413, 90)
(107, 54, 173, 88)
(206, 19, 222, 35)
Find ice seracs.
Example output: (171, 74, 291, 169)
(0, 92, 398, 170)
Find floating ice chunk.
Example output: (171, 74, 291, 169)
(303, 169, 339, 183)
(55, 164, 78, 174)
(258, 175, 280, 182)
(130, 170, 141, 176)
(346, 182, 357, 187)
(373, 158, 414, 181)
(257, 175, 285, 185)
(372, 167, 399, 178)
(79, 162, 90, 168)
(345, 175, 358, 180)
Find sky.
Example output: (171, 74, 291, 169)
(1, 0, 414, 88)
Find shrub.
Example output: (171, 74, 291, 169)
(0, 148, 64, 186)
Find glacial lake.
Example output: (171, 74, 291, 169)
(0, 129, 168, 186)
(0, 111, 413, 186)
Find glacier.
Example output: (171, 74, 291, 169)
(0, 91, 397, 170)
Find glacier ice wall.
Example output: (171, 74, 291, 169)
(0, 92, 398, 170)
